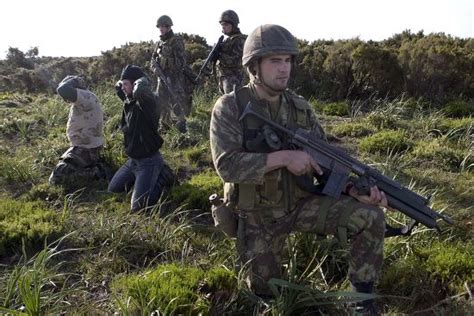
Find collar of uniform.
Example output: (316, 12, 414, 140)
(160, 30, 174, 41)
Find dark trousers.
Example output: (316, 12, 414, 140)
(108, 152, 165, 211)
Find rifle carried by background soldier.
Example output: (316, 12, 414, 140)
(150, 54, 187, 131)
(194, 35, 224, 84)
(239, 103, 454, 237)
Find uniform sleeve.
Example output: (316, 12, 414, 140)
(133, 77, 159, 129)
(210, 95, 267, 184)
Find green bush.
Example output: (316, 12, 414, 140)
(410, 139, 469, 171)
(424, 242, 474, 286)
(366, 112, 399, 130)
(381, 241, 474, 298)
(0, 198, 63, 255)
(112, 263, 235, 315)
(331, 122, 375, 137)
(359, 130, 411, 154)
(183, 145, 211, 166)
(443, 100, 474, 118)
(169, 170, 223, 210)
(322, 102, 349, 116)
(433, 117, 473, 138)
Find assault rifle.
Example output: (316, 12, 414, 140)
(239, 103, 454, 237)
(150, 57, 180, 105)
(195, 35, 224, 84)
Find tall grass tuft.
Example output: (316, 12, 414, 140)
(0, 234, 81, 315)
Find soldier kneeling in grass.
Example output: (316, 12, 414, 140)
(49, 75, 106, 185)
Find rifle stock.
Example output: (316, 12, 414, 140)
(239, 102, 454, 235)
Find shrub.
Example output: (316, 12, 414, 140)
(381, 241, 474, 299)
(432, 117, 473, 139)
(443, 100, 474, 118)
(169, 170, 223, 210)
(424, 242, 474, 286)
(331, 122, 375, 137)
(0, 198, 63, 255)
(322, 102, 349, 116)
(359, 130, 411, 154)
(410, 139, 469, 171)
(112, 263, 235, 315)
(366, 112, 399, 130)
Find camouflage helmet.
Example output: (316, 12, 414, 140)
(219, 10, 239, 26)
(156, 15, 173, 27)
(242, 24, 298, 66)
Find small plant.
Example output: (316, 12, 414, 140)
(322, 101, 349, 116)
(112, 263, 235, 315)
(410, 139, 470, 172)
(442, 100, 474, 118)
(0, 198, 64, 256)
(169, 170, 223, 210)
(359, 130, 411, 154)
(0, 235, 79, 314)
(366, 112, 399, 130)
(331, 122, 375, 137)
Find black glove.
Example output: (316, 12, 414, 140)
(115, 80, 126, 101)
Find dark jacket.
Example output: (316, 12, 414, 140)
(119, 77, 163, 159)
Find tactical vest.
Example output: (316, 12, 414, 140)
(231, 86, 316, 212)
(218, 33, 246, 70)
(157, 34, 182, 72)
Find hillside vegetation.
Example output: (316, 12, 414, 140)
(0, 30, 473, 314)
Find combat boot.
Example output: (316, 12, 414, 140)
(351, 282, 380, 316)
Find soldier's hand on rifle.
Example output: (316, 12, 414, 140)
(289, 151, 322, 176)
(347, 185, 392, 210)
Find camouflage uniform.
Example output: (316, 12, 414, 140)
(216, 31, 247, 94)
(210, 24, 386, 298)
(49, 76, 104, 185)
(154, 28, 187, 131)
(217, 10, 247, 94)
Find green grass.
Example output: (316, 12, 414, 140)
(112, 263, 235, 315)
(0, 88, 472, 314)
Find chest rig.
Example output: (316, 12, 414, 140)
(233, 86, 314, 212)
(157, 34, 178, 71)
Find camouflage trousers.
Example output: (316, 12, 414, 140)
(218, 73, 243, 95)
(49, 146, 102, 185)
(156, 80, 188, 131)
(238, 194, 385, 296)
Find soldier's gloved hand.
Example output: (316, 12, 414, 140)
(115, 80, 126, 101)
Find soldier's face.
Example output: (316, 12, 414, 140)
(159, 25, 170, 36)
(258, 54, 292, 92)
(121, 80, 133, 97)
(220, 22, 233, 35)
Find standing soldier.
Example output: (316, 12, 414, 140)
(210, 24, 387, 314)
(216, 10, 247, 94)
(151, 15, 187, 133)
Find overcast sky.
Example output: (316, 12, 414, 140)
(1, 0, 472, 59)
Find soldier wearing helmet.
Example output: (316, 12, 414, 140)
(210, 24, 387, 314)
(215, 10, 247, 94)
(151, 15, 188, 133)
